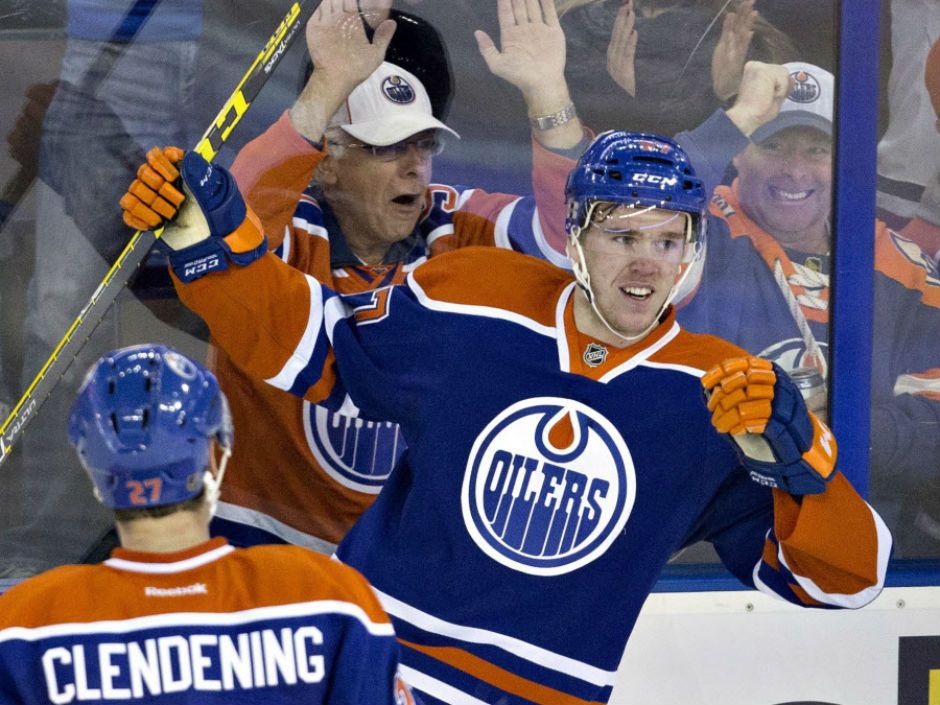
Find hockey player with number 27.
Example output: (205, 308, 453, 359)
(0, 345, 415, 705)
(123, 131, 891, 705)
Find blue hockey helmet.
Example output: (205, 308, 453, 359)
(67, 344, 233, 510)
(564, 131, 707, 246)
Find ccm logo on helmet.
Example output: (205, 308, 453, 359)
(630, 173, 678, 186)
(462, 397, 636, 576)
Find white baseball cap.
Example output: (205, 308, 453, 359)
(328, 61, 459, 146)
(751, 61, 834, 143)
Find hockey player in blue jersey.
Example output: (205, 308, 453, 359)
(122, 129, 891, 704)
(0, 344, 416, 704)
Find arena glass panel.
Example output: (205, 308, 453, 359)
(0, 0, 935, 594)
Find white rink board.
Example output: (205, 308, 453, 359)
(611, 586, 940, 705)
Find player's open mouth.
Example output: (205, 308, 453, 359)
(769, 186, 813, 202)
(621, 286, 653, 300)
(391, 194, 420, 206)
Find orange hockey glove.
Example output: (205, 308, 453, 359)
(120, 146, 185, 231)
(702, 357, 837, 495)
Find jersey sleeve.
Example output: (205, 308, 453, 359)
(428, 137, 573, 269)
(230, 110, 327, 252)
(172, 253, 426, 426)
(690, 460, 891, 610)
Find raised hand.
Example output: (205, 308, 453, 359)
(724, 60, 791, 137)
(474, 0, 566, 104)
(306, 0, 396, 94)
(607, 0, 638, 97)
(358, 0, 393, 30)
(712, 0, 756, 101)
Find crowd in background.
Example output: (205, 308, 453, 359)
(0, 0, 938, 582)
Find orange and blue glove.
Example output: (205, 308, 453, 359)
(702, 357, 837, 495)
(119, 148, 266, 282)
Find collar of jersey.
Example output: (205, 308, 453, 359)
(104, 537, 234, 574)
(558, 285, 680, 380)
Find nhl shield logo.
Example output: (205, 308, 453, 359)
(462, 397, 636, 576)
(583, 342, 608, 368)
(382, 75, 416, 105)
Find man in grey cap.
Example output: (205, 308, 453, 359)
(675, 60, 940, 558)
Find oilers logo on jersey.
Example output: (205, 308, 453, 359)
(303, 403, 403, 494)
(461, 398, 636, 576)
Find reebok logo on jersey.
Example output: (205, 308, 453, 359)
(462, 397, 636, 576)
(144, 583, 208, 597)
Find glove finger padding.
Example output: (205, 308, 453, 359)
(703, 357, 775, 434)
(703, 357, 837, 495)
(119, 146, 185, 231)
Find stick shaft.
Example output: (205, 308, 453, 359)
(0, 0, 315, 465)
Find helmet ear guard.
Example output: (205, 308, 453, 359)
(67, 344, 233, 511)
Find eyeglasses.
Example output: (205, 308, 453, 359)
(333, 136, 445, 162)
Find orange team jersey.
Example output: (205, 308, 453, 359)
(173, 247, 890, 705)
(0, 537, 415, 704)
(208, 110, 574, 550)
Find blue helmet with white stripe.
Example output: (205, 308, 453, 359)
(565, 131, 707, 245)
(67, 344, 233, 510)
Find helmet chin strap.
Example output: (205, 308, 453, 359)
(203, 445, 232, 519)
(568, 228, 701, 346)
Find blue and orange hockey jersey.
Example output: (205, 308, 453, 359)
(209, 111, 572, 550)
(175, 246, 891, 705)
(0, 537, 414, 704)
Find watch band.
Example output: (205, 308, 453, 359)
(530, 103, 577, 131)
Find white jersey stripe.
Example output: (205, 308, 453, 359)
(374, 588, 617, 688)
(493, 198, 520, 250)
(0, 601, 395, 643)
(291, 216, 329, 240)
(407, 272, 557, 340)
(531, 208, 570, 269)
(214, 502, 337, 554)
(777, 501, 892, 608)
(104, 544, 234, 574)
(399, 665, 491, 705)
(265, 273, 323, 391)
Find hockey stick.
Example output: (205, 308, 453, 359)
(0, 0, 316, 466)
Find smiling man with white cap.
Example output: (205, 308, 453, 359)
(119, 0, 591, 554)
(674, 59, 940, 559)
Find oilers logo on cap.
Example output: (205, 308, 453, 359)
(788, 69, 822, 104)
(382, 75, 416, 105)
(462, 397, 635, 576)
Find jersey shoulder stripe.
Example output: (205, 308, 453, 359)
(407, 247, 570, 333)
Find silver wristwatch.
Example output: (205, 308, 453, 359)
(529, 103, 577, 131)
